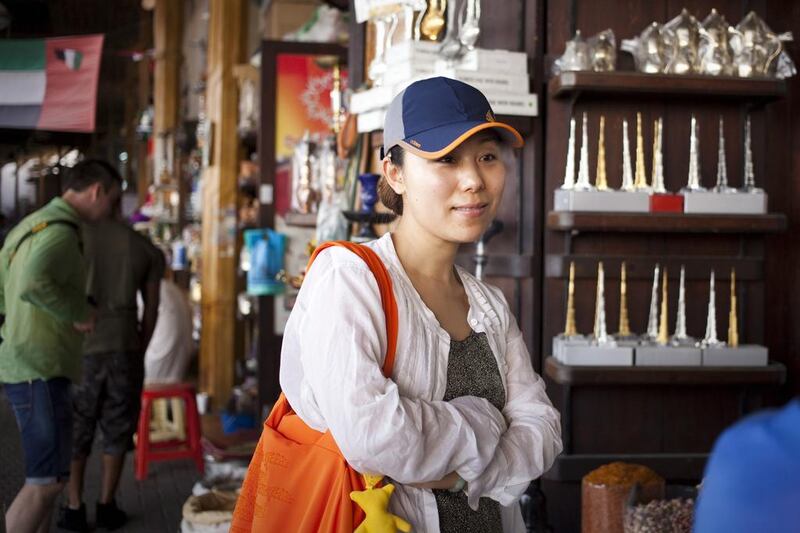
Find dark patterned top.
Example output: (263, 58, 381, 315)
(434, 330, 506, 533)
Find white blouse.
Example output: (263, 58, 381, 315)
(280, 233, 562, 532)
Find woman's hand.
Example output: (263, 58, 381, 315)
(409, 471, 461, 490)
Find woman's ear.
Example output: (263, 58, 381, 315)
(90, 181, 102, 201)
(381, 157, 405, 195)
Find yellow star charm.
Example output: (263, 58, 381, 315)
(350, 483, 411, 533)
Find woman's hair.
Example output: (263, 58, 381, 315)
(379, 145, 405, 215)
(378, 130, 509, 216)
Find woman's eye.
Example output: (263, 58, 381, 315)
(436, 155, 456, 164)
(480, 153, 498, 162)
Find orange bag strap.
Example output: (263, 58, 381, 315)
(307, 241, 398, 377)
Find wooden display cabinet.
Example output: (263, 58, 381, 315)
(542, 51, 789, 533)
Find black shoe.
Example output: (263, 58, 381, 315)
(96, 499, 128, 530)
(57, 504, 89, 532)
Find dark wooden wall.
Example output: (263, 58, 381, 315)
(763, 0, 800, 398)
(540, 1, 798, 531)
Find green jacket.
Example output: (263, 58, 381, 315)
(0, 198, 91, 383)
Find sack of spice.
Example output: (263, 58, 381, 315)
(623, 497, 694, 533)
(582, 462, 665, 533)
(623, 484, 695, 533)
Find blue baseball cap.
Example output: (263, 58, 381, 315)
(382, 77, 524, 160)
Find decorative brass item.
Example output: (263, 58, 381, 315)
(657, 267, 669, 345)
(561, 117, 577, 190)
(621, 22, 676, 73)
(742, 115, 762, 193)
(621, 119, 635, 191)
(367, 14, 397, 86)
(420, 0, 446, 41)
(684, 114, 705, 191)
(634, 112, 650, 191)
(730, 11, 791, 78)
(728, 268, 739, 347)
(563, 261, 578, 337)
(292, 132, 319, 214)
(589, 29, 617, 72)
(651, 118, 666, 193)
(671, 265, 696, 346)
(458, 0, 481, 51)
(330, 64, 343, 134)
(664, 8, 700, 74)
(698, 9, 734, 76)
(593, 262, 609, 345)
(554, 30, 591, 73)
(596, 116, 608, 190)
(575, 112, 594, 191)
(617, 262, 631, 337)
(644, 264, 660, 342)
(439, 0, 465, 59)
(714, 116, 735, 193)
(702, 270, 725, 347)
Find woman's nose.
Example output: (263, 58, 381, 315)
(459, 162, 485, 192)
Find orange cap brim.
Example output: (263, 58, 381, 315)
(397, 121, 524, 160)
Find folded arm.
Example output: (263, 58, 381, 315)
(463, 301, 563, 508)
(289, 251, 508, 485)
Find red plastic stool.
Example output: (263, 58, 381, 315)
(135, 383, 205, 481)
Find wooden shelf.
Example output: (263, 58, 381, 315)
(283, 212, 317, 228)
(544, 453, 709, 482)
(546, 211, 787, 234)
(549, 71, 787, 101)
(544, 357, 787, 387)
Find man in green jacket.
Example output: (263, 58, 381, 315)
(0, 159, 120, 533)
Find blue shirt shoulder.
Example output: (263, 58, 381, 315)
(694, 399, 800, 533)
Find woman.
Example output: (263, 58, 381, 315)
(280, 77, 562, 532)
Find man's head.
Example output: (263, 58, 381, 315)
(62, 159, 122, 222)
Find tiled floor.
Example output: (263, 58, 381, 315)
(1, 391, 201, 533)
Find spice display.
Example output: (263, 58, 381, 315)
(582, 463, 665, 533)
(624, 498, 695, 533)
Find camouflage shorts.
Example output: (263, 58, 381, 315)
(72, 352, 144, 457)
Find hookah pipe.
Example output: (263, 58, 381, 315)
(474, 219, 504, 281)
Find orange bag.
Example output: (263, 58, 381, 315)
(230, 241, 398, 533)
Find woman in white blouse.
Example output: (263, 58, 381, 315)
(280, 77, 562, 532)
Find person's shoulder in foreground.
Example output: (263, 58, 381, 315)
(693, 398, 800, 533)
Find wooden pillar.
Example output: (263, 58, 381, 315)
(153, 0, 182, 198)
(137, 9, 153, 206)
(200, 0, 246, 405)
(153, 0, 181, 136)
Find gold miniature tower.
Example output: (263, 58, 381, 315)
(617, 262, 631, 337)
(728, 268, 739, 348)
(634, 112, 649, 190)
(596, 116, 608, 190)
(592, 262, 608, 344)
(657, 267, 669, 345)
(564, 261, 578, 336)
(651, 118, 658, 184)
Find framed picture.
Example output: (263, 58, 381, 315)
(257, 40, 348, 405)
(259, 41, 348, 221)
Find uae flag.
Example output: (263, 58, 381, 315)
(0, 34, 104, 133)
